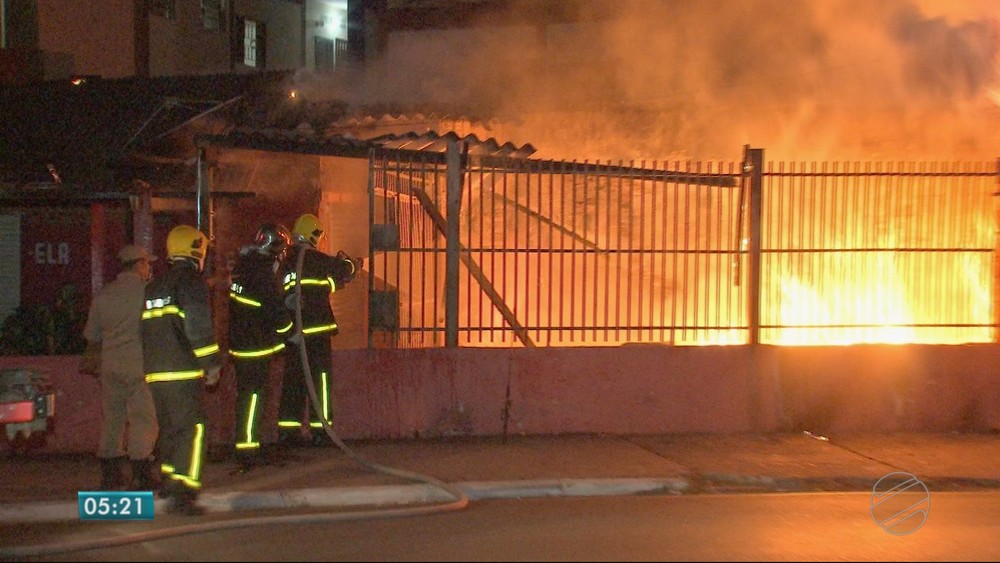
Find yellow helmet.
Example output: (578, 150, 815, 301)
(292, 213, 324, 246)
(166, 225, 209, 268)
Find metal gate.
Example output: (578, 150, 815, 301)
(757, 155, 997, 345)
(368, 143, 998, 348)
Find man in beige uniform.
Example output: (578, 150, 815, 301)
(83, 245, 159, 490)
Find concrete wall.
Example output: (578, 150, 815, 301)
(1, 344, 997, 454)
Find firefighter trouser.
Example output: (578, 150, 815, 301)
(99, 369, 157, 461)
(278, 334, 333, 433)
(234, 358, 271, 454)
(150, 378, 207, 495)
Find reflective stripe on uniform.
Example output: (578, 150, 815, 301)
(229, 292, 262, 307)
(236, 393, 261, 450)
(302, 323, 338, 335)
(230, 342, 286, 359)
(193, 343, 220, 358)
(145, 370, 203, 383)
(142, 305, 185, 319)
(168, 422, 205, 490)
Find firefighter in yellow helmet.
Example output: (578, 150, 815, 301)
(141, 225, 222, 515)
(278, 213, 361, 447)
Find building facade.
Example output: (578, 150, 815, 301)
(0, 0, 350, 83)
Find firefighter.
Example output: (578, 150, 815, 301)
(228, 223, 294, 469)
(278, 213, 361, 447)
(141, 225, 222, 516)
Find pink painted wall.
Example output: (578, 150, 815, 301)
(1, 344, 997, 454)
(770, 344, 1000, 433)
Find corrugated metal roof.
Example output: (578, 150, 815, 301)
(200, 121, 537, 159)
(370, 131, 536, 158)
(326, 112, 537, 158)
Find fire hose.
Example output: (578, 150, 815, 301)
(0, 245, 468, 560)
(284, 242, 470, 507)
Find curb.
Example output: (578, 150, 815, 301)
(0, 478, 689, 524)
(690, 474, 1000, 494)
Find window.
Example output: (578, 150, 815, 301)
(243, 19, 258, 67)
(200, 0, 227, 31)
(315, 37, 335, 72)
(148, 0, 176, 19)
(232, 16, 266, 69)
(335, 38, 349, 66)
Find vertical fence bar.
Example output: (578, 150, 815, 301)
(474, 160, 483, 344)
(616, 161, 625, 341)
(602, 162, 610, 342)
(445, 141, 462, 348)
(404, 159, 414, 347)
(746, 148, 764, 345)
(637, 161, 647, 342)
(993, 158, 1000, 343)
(546, 162, 555, 345)
(464, 158, 473, 345)
(493, 162, 501, 343)
(570, 163, 577, 343)
(367, 154, 376, 349)
(531, 162, 539, 342)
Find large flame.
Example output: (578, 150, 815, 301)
(302, 0, 1000, 348)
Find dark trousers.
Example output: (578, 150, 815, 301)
(234, 357, 271, 454)
(279, 334, 333, 434)
(149, 378, 206, 496)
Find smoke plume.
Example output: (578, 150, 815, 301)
(294, 0, 999, 161)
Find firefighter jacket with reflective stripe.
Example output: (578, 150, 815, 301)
(141, 259, 222, 382)
(228, 249, 292, 359)
(281, 243, 357, 338)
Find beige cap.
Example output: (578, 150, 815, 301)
(118, 245, 157, 264)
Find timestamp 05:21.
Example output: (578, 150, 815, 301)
(78, 491, 155, 520)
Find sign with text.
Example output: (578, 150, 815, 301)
(19, 208, 93, 310)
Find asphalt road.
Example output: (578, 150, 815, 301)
(3, 491, 998, 561)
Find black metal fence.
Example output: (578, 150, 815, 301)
(368, 145, 998, 348)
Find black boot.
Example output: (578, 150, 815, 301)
(277, 429, 304, 449)
(129, 457, 160, 491)
(311, 431, 334, 447)
(98, 456, 127, 491)
(233, 449, 260, 471)
(164, 483, 206, 517)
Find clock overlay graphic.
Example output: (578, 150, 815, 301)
(78, 491, 155, 520)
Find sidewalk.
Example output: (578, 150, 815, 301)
(1, 431, 998, 523)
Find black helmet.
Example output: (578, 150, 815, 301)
(254, 223, 292, 256)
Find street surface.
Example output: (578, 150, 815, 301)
(3, 491, 998, 561)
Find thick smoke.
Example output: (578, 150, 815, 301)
(294, 0, 999, 161)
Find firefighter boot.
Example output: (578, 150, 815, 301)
(129, 457, 160, 492)
(277, 429, 305, 449)
(164, 482, 206, 517)
(98, 456, 128, 491)
(311, 430, 334, 447)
